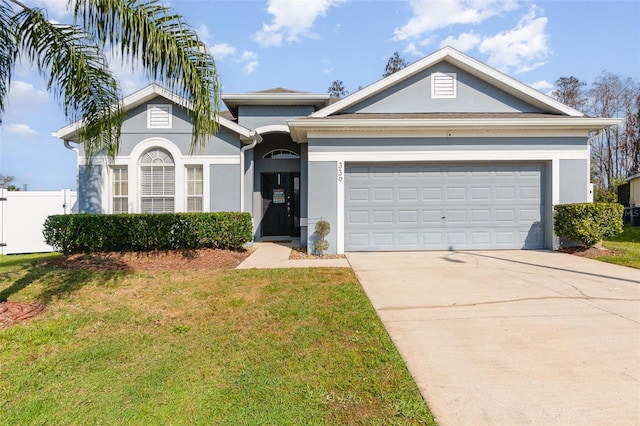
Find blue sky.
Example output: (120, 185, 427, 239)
(1, 0, 638, 190)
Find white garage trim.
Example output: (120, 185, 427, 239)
(327, 151, 577, 253)
(309, 150, 588, 163)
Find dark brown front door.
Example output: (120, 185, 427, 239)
(261, 173, 300, 237)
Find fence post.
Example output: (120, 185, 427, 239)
(0, 188, 6, 255)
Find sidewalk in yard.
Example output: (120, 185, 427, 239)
(236, 242, 351, 269)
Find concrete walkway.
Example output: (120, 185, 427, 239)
(347, 250, 640, 426)
(236, 242, 350, 269)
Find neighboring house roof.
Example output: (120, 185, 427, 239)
(221, 89, 331, 117)
(626, 172, 640, 182)
(53, 84, 256, 143)
(289, 47, 621, 142)
(252, 87, 306, 94)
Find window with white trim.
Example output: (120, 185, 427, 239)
(186, 165, 203, 212)
(147, 104, 172, 128)
(140, 148, 175, 213)
(112, 166, 128, 213)
(431, 72, 457, 98)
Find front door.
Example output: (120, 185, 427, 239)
(261, 173, 300, 237)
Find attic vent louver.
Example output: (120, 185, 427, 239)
(147, 104, 172, 128)
(431, 72, 457, 99)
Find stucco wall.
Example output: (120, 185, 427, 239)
(238, 105, 315, 129)
(210, 164, 241, 212)
(345, 63, 543, 114)
(307, 161, 338, 254)
(559, 159, 589, 203)
(78, 165, 103, 213)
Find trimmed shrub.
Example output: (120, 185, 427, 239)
(553, 203, 624, 247)
(43, 212, 252, 254)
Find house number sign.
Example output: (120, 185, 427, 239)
(337, 161, 344, 182)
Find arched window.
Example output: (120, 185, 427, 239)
(140, 148, 175, 213)
(263, 149, 300, 159)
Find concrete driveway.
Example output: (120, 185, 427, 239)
(346, 250, 640, 426)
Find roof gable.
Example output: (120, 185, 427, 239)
(54, 84, 255, 141)
(313, 47, 584, 118)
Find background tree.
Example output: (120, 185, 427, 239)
(587, 72, 639, 196)
(327, 80, 348, 98)
(0, 173, 14, 188)
(0, 0, 219, 160)
(552, 72, 639, 201)
(383, 51, 408, 77)
(551, 76, 587, 111)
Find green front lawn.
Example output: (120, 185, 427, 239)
(601, 226, 640, 269)
(0, 254, 434, 425)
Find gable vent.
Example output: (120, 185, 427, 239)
(431, 72, 457, 99)
(147, 104, 172, 128)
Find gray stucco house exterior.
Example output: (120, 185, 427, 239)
(55, 47, 619, 254)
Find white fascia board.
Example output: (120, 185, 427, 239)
(289, 117, 622, 142)
(221, 92, 331, 112)
(312, 47, 585, 118)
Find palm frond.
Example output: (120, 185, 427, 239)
(13, 5, 123, 160)
(0, 0, 17, 121)
(74, 0, 219, 153)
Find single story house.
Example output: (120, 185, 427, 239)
(54, 47, 620, 254)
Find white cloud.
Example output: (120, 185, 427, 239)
(7, 80, 49, 109)
(394, 0, 517, 41)
(32, 0, 72, 18)
(530, 79, 554, 95)
(478, 7, 550, 74)
(403, 41, 423, 57)
(2, 123, 40, 138)
(238, 51, 259, 74)
(253, 0, 345, 48)
(439, 31, 481, 52)
(210, 43, 237, 60)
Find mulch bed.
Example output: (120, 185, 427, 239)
(40, 248, 252, 272)
(289, 246, 346, 260)
(0, 302, 46, 328)
(557, 245, 621, 259)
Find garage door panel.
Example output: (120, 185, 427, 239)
(373, 187, 393, 201)
(398, 187, 418, 200)
(348, 187, 369, 201)
(398, 210, 418, 224)
(345, 162, 545, 251)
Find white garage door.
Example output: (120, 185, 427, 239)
(344, 163, 545, 251)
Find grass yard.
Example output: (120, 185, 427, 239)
(601, 226, 640, 269)
(0, 253, 434, 425)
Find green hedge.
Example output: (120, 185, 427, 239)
(553, 203, 623, 247)
(43, 212, 253, 254)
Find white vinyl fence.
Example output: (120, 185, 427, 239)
(0, 189, 77, 255)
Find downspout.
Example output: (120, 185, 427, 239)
(239, 131, 262, 212)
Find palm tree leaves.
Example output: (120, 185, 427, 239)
(13, 5, 123, 159)
(0, 0, 219, 159)
(0, 1, 17, 121)
(74, 0, 219, 153)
